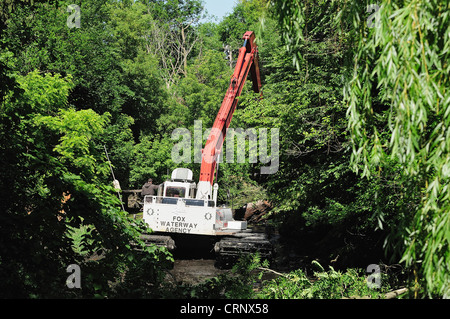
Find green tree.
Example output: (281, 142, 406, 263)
(129, 134, 180, 187)
(110, 1, 168, 138)
(0, 70, 172, 298)
(218, 0, 268, 47)
(1, 0, 140, 186)
(344, 0, 450, 298)
(271, 0, 450, 297)
(175, 49, 232, 128)
(133, 0, 205, 88)
(215, 0, 401, 272)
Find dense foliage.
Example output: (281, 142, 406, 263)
(0, 0, 447, 298)
(269, 0, 450, 299)
(345, 0, 450, 298)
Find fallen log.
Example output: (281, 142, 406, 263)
(342, 287, 408, 299)
(384, 287, 408, 299)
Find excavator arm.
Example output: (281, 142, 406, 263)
(196, 31, 262, 200)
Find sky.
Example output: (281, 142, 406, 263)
(202, 0, 238, 22)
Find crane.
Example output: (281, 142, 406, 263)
(137, 31, 271, 266)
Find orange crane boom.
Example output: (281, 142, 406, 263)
(196, 31, 262, 200)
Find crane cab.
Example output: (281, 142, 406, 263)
(156, 168, 219, 206)
(142, 168, 247, 236)
(159, 168, 196, 199)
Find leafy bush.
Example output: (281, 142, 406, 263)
(163, 255, 394, 299)
(257, 261, 391, 299)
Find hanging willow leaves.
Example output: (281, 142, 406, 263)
(271, 0, 450, 297)
(344, 0, 450, 298)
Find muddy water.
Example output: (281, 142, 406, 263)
(169, 259, 227, 285)
(164, 233, 222, 285)
(166, 226, 281, 285)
